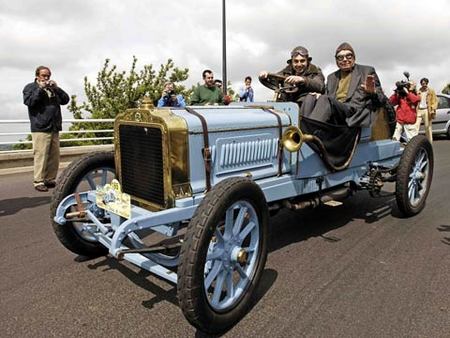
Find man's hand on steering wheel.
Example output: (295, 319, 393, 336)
(285, 75, 305, 85)
(259, 71, 269, 79)
(259, 72, 298, 94)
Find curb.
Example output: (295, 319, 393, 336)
(0, 144, 113, 176)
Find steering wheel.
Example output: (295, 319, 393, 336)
(259, 73, 299, 94)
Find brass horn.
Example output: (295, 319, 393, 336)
(282, 125, 306, 152)
(281, 126, 303, 153)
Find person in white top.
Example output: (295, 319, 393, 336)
(415, 78, 438, 143)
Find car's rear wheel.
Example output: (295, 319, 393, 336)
(395, 135, 433, 217)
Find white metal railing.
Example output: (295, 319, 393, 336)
(0, 119, 114, 149)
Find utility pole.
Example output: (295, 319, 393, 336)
(222, 0, 227, 96)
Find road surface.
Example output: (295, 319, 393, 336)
(1, 140, 449, 337)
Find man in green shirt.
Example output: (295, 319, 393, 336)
(190, 69, 224, 105)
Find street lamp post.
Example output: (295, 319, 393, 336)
(222, 0, 227, 96)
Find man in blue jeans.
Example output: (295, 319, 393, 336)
(239, 76, 254, 102)
(23, 66, 70, 192)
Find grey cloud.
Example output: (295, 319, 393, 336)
(1, 0, 450, 120)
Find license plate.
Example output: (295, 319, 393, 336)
(96, 179, 131, 219)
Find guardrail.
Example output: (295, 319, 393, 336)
(0, 119, 115, 147)
(0, 119, 115, 171)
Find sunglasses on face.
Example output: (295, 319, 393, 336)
(336, 53, 354, 61)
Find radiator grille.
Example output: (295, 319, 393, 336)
(119, 124, 165, 206)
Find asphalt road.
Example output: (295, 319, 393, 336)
(1, 140, 449, 337)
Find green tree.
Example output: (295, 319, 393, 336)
(12, 135, 32, 150)
(227, 81, 240, 102)
(442, 83, 450, 95)
(66, 56, 192, 145)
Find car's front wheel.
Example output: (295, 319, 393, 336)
(178, 177, 268, 334)
(50, 151, 115, 257)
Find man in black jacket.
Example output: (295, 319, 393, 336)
(23, 66, 70, 192)
(302, 42, 386, 127)
(259, 46, 325, 103)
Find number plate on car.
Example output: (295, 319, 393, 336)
(96, 179, 131, 219)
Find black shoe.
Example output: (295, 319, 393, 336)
(44, 180, 56, 188)
(35, 184, 48, 192)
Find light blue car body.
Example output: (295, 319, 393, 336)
(54, 102, 402, 283)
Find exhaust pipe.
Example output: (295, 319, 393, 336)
(282, 186, 353, 211)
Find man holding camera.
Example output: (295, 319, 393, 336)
(23, 66, 69, 192)
(157, 82, 186, 108)
(389, 80, 420, 142)
(415, 78, 438, 143)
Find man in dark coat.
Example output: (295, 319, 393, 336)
(23, 66, 70, 191)
(302, 42, 386, 127)
(259, 46, 325, 103)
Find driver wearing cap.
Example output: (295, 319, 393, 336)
(259, 46, 325, 103)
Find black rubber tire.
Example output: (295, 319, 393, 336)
(395, 135, 433, 217)
(177, 177, 268, 334)
(50, 151, 115, 257)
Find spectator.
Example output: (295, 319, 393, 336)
(390, 81, 420, 142)
(259, 46, 325, 104)
(157, 82, 186, 108)
(23, 66, 69, 192)
(415, 78, 438, 143)
(239, 76, 254, 102)
(191, 70, 224, 105)
(301, 42, 386, 127)
(214, 79, 232, 105)
(214, 79, 223, 90)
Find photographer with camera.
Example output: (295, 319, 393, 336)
(23, 66, 69, 192)
(157, 82, 186, 108)
(389, 80, 420, 142)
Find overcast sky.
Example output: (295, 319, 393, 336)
(1, 0, 450, 126)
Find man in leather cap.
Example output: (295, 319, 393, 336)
(259, 46, 325, 103)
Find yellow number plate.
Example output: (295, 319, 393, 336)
(96, 179, 131, 219)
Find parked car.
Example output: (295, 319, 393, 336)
(419, 93, 450, 138)
(50, 83, 433, 334)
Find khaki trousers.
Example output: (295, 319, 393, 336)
(415, 108, 433, 143)
(393, 122, 417, 142)
(32, 132, 60, 186)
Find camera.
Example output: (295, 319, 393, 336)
(395, 80, 409, 91)
(394, 71, 410, 96)
(164, 90, 176, 100)
(45, 81, 55, 89)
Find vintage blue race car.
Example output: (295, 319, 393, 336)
(51, 95, 433, 334)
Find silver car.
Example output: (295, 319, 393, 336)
(420, 93, 450, 138)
